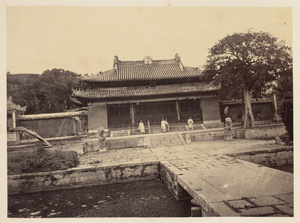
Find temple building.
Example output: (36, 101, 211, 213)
(72, 54, 222, 133)
(7, 96, 27, 142)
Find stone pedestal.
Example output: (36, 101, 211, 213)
(224, 130, 233, 140)
(185, 133, 191, 144)
(244, 130, 252, 140)
(99, 140, 107, 152)
(7, 132, 20, 142)
(224, 117, 233, 140)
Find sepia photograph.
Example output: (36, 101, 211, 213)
(2, 1, 297, 221)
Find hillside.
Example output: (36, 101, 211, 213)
(7, 73, 41, 84)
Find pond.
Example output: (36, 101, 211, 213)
(8, 179, 191, 218)
(272, 164, 293, 174)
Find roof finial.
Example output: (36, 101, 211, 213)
(143, 56, 153, 64)
(175, 53, 184, 71)
(113, 56, 119, 71)
(175, 53, 181, 62)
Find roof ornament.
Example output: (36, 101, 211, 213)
(143, 56, 153, 64)
(7, 96, 27, 112)
(175, 53, 181, 62)
(175, 53, 184, 72)
(113, 56, 119, 71)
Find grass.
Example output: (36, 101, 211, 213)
(8, 147, 79, 175)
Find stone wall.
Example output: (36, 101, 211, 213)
(160, 162, 192, 201)
(183, 130, 224, 142)
(220, 101, 273, 123)
(18, 115, 87, 138)
(235, 124, 286, 140)
(8, 162, 159, 195)
(229, 147, 293, 167)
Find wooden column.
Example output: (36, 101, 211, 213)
(130, 104, 135, 126)
(176, 101, 180, 123)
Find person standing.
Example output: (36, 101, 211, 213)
(187, 116, 194, 130)
(161, 118, 167, 133)
(139, 120, 145, 133)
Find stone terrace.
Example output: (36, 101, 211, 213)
(78, 139, 293, 217)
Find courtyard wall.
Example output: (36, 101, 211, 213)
(17, 111, 88, 138)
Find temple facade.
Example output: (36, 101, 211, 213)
(72, 55, 222, 132)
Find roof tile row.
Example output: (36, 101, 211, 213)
(82, 59, 202, 82)
(72, 82, 219, 99)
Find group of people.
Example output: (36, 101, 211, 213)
(138, 116, 194, 134)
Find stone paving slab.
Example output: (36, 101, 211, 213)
(250, 196, 287, 206)
(227, 199, 255, 209)
(239, 206, 277, 216)
(209, 202, 241, 216)
(274, 204, 294, 216)
(77, 139, 293, 216)
(275, 193, 294, 204)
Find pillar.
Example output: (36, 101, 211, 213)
(272, 93, 281, 122)
(130, 104, 135, 126)
(176, 101, 180, 122)
(12, 111, 16, 128)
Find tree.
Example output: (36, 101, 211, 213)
(37, 69, 82, 113)
(7, 73, 40, 114)
(276, 69, 293, 142)
(7, 69, 83, 114)
(204, 31, 292, 128)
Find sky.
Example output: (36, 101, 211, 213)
(6, 7, 292, 75)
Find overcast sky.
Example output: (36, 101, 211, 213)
(6, 7, 292, 75)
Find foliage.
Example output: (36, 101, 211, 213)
(8, 149, 79, 175)
(7, 69, 84, 114)
(276, 69, 293, 142)
(204, 31, 292, 128)
(37, 69, 82, 113)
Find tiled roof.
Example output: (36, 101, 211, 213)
(69, 95, 84, 105)
(7, 97, 27, 112)
(72, 82, 219, 99)
(82, 59, 202, 82)
(18, 111, 88, 121)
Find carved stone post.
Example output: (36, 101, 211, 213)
(224, 117, 233, 140)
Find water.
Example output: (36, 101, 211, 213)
(272, 164, 293, 174)
(8, 179, 191, 218)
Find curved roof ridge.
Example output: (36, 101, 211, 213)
(120, 58, 176, 65)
